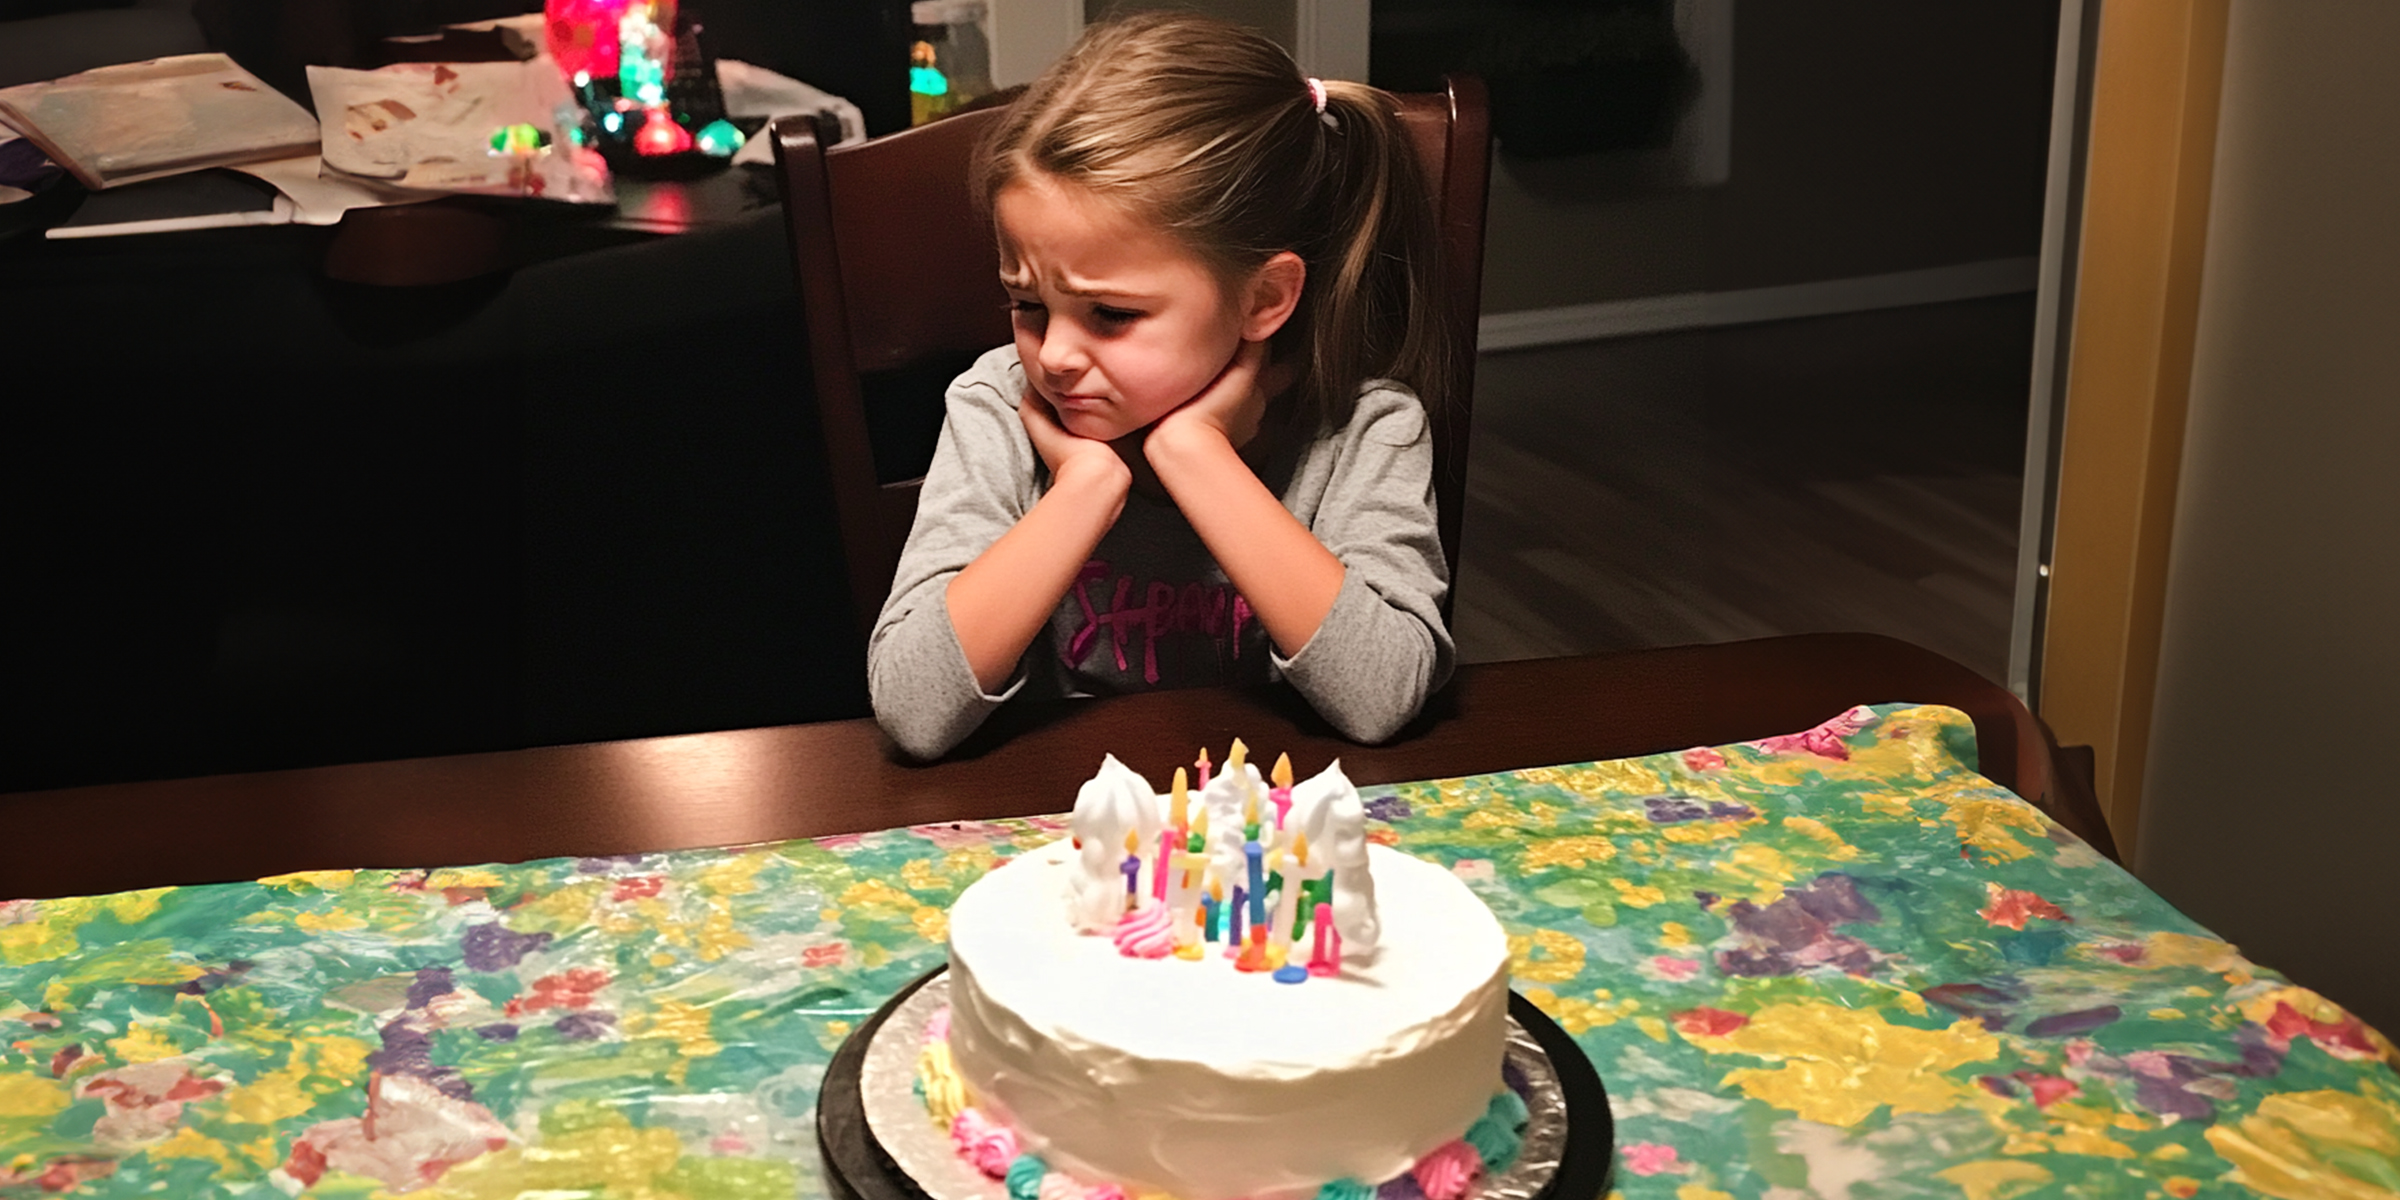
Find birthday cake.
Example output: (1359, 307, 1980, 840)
(926, 744, 1520, 1200)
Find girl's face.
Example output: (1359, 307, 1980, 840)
(994, 174, 1254, 442)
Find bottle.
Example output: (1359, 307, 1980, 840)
(909, 0, 992, 126)
(910, 35, 951, 126)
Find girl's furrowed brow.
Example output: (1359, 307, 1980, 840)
(1052, 281, 1152, 299)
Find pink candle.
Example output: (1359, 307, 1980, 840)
(1309, 903, 1335, 976)
(1271, 785, 1293, 829)
(1154, 830, 1174, 902)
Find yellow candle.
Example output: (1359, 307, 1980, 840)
(1171, 767, 1189, 829)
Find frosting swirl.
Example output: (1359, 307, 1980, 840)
(1462, 1113, 1520, 1170)
(952, 1107, 1020, 1177)
(1112, 903, 1177, 958)
(1006, 1153, 1047, 1200)
(916, 1041, 969, 1127)
(1409, 1140, 1483, 1200)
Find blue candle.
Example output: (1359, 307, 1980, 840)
(1121, 854, 1140, 901)
(1200, 895, 1219, 942)
(1229, 885, 1246, 949)
(1244, 842, 1265, 926)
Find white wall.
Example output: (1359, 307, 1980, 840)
(990, 0, 1083, 88)
(2137, 0, 2400, 1034)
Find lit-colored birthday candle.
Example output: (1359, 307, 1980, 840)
(1288, 833, 1314, 939)
(1270, 753, 1294, 828)
(1227, 737, 1251, 835)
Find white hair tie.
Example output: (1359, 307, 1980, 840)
(1306, 77, 1337, 129)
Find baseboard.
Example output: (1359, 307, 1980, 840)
(1477, 256, 2041, 352)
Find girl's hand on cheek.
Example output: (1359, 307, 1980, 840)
(1150, 339, 1291, 457)
(1020, 390, 1132, 490)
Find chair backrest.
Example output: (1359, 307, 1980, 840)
(775, 76, 1491, 642)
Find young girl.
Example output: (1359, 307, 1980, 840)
(870, 11, 1454, 759)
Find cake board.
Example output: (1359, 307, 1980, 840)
(818, 964, 1614, 1200)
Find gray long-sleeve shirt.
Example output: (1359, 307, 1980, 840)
(868, 345, 1454, 759)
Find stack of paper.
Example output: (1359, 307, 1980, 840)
(0, 53, 319, 190)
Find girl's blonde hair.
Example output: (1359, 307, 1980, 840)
(976, 11, 1447, 432)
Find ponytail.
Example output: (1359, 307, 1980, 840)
(1291, 81, 1447, 432)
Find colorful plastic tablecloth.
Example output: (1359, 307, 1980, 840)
(4, 703, 2396, 1199)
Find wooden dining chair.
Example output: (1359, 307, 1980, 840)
(773, 76, 1493, 641)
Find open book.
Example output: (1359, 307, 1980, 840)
(0, 54, 320, 190)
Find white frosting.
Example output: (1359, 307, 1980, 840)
(1283, 763, 1380, 959)
(946, 839, 1510, 1200)
(1066, 754, 1166, 933)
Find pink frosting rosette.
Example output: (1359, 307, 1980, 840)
(1111, 903, 1177, 958)
(950, 1108, 1020, 1177)
(1410, 1139, 1484, 1200)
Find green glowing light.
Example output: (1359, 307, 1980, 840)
(488, 123, 548, 154)
(695, 119, 745, 157)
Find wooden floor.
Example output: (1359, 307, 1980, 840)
(1452, 293, 2035, 684)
